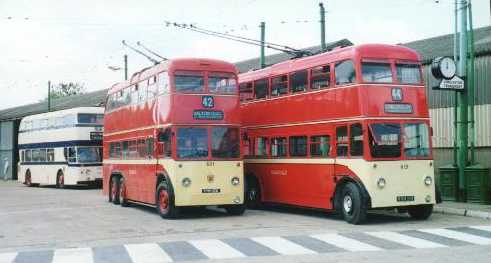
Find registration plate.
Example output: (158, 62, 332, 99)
(397, 195, 415, 202)
(202, 188, 221, 193)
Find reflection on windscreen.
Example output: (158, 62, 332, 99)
(174, 72, 204, 93)
(177, 127, 209, 158)
(404, 123, 430, 157)
(209, 73, 237, 94)
(77, 147, 102, 163)
(212, 127, 240, 158)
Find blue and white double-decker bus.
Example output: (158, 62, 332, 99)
(17, 107, 104, 188)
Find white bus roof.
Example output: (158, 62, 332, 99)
(20, 107, 104, 122)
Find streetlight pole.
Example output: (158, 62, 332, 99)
(319, 2, 327, 52)
(259, 22, 266, 69)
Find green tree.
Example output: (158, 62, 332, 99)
(44, 82, 86, 100)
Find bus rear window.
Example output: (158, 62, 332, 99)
(78, 113, 104, 124)
(176, 127, 208, 159)
(211, 127, 240, 158)
(209, 73, 237, 94)
(174, 71, 204, 93)
(361, 62, 392, 83)
(369, 123, 401, 158)
(396, 64, 422, 84)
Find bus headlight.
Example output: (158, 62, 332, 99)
(182, 177, 192, 187)
(424, 176, 433, 186)
(231, 177, 240, 186)
(377, 178, 386, 189)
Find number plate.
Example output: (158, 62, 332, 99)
(397, 195, 415, 202)
(202, 188, 221, 193)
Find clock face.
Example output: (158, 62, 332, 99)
(440, 57, 456, 79)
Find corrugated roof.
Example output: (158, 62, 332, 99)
(0, 89, 108, 121)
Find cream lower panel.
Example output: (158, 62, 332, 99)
(335, 159, 436, 208)
(18, 164, 67, 185)
(157, 159, 244, 206)
(64, 166, 102, 185)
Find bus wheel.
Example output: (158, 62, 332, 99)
(225, 204, 246, 216)
(341, 182, 367, 225)
(110, 176, 120, 205)
(119, 177, 129, 207)
(156, 181, 179, 219)
(25, 171, 32, 187)
(246, 178, 261, 209)
(408, 204, 433, 220)
(56, 172, 65, 189)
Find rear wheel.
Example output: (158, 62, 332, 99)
(225, 204, 246, 215)
(246, 177, 261, 209)
(408, 204, 433, 220)
(119, 177, 129, 207)
(25, 170, 32, 187)
(156, 181, 179, 219)
(110, 176, 120, 205)
(56, 171, 64, 189)
(340, 182, 367, 225)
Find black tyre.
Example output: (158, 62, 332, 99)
(408, 204, 433, 220)
(246, 177, 262, 209)
(119, 177, 129, 207)
(25, 170, 33, 187)
(110, 176, 120, 205)
(225, 204, 246, 215)
(340, 182, 367, 225)
(156, 181, 179, 219)
(56, 171, 65, 189)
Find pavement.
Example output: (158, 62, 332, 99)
(435, 201, 491, 220)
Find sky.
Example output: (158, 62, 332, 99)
(1, 0, 490, 110)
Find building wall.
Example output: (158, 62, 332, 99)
(0, 120, 19, 180)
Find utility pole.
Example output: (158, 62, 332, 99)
(259, 22, 266, 69)
(453, 0, 459, 166)
(319, 2, 327, 52)
(124, 54, 128, 80)
(456, 0, 469, 201)
(48, 81, 51, 112)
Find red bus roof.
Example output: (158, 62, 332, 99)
(239, 44, 421, 82)
(108, 58, 238, 94)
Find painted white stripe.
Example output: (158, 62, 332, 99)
(366, 231, 446, 249)
(311, 233, 381, 251)
(0, 253, 17, 263)
(470, 225, 491, 232)
(124, 243, 172, 263)
(52, 247, 93, 263)
(189, 239, 245, 259)
(419, 228, 491, 245)
(251, 236, 316, 255)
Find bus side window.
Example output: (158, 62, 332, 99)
(137, 139, 146, 158)
(109, 142, 121, 159)
(271, 137, 287, 157)
(271, 75, 288, 96)
(146, 138, 154, 158)
(254, 79, 268, 99)
(21, 150, 25, 163)
(336, 126, 348, 157)
(158, 72, 169, 94)
(289, 136, 307, 156)
(239, 82, 253, 102)
(47, 149, 55, 162)
(147, 77, 157, 98)
(68, 147, 77, 163)
(138, 81, 148, 103)
(254, 137, 268, 156)
(290, 70, 308, 93)
(25, 150, 32, 162)
(335, 60, 356, 85)
(311, 65, 330, 90)
(350, 123, 364, 156)
(310, 135, 330, 157)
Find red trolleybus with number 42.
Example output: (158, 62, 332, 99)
(239, 44, 437, 224)
(103, 58, 244, 218)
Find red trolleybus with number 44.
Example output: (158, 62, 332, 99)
(239, 44, 438, 224)
(103, 58, 244, 218)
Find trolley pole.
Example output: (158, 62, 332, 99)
(48, 80, 51, 112)
(124, 54, 128, 80)
(319, 2, 327, 52)
(259, 22, 266, 69)
(456, 0, 469, 201)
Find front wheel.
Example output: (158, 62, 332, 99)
(156, 181, 179, 219)
(224, 204, 246, 216)
(119, 177, 129, 207)
(246, 177, 262, 209)
(340, 182, 367, 225)
(56, 172, 65, 189)
(408, 204, 433, 220)
(25, 171, 32, 187)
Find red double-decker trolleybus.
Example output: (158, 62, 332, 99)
(239, 44, 436, 224)
(103, 58, 245, 218)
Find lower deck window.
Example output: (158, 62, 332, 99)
(176, 127, 208, 158)
(310, 135, 330, 157)
(369, 123, 401, 158)
(271, 137, 287, 157)
(336, 126, 348, 157)
(289, 136, 307, 156)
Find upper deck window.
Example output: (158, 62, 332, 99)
(209, 73, 237, 94)
(311, 65, 330, 90)
(335, 60, 356, 85)
(77, 113, 104, 125)
(396, 63, 422, 84)
(158, 72, 170, 94)
(271, 75, 288, 96)
(239, 82, 253, 102)
(254, 79, 268, 99)
(361, 62, 393, 83)
(174, 71, 204, 93)
(290, 70, 308, 93)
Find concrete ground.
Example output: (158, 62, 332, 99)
(1, 181, 490, 263)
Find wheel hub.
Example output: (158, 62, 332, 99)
(248, 188, 257, 201)
(343, 195, 353, 214)
(159, 190, 169, 211)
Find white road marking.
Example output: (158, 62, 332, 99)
(0, 253, 17, 263)
(311, 233, 381, 252)
(470, 225, 491, 232)
(52, 247, 93, 263)
(366, 231, 446, 249)
(189, 239, 245, 259)
(124, 243, 172, 263)
(251, 236, 316, 255)
(419, 228, 491, 245)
